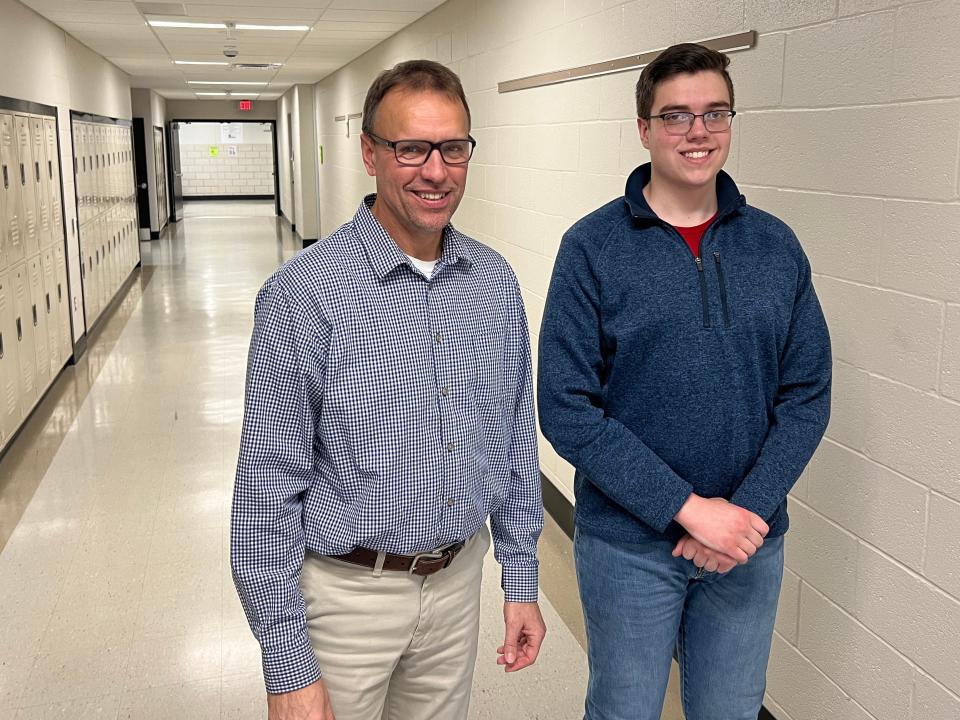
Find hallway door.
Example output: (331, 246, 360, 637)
(167, 121, 183, 223)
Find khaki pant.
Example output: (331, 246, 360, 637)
(300, 525, 491, 720)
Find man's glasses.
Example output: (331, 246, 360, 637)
(366, 133, 476, 166)
(645, 110, 736, 135)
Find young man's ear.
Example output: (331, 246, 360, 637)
(360, 133, 377, 177)
(637, 118, 650, 150)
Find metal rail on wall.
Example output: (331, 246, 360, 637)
(497, 31, 756, 94)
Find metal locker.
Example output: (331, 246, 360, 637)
(1, 112, 26, 267)
(43, 118, 63, 243)
(30, 117, 53, 249)
(28, 254, 50, 393)
(15, 115, 40, 258)
(41, 248, 61, 375)
(12, 261, 36, 411)
(54, 242, 71, 363)
(75, 122, 88, 225)
(0, 270, 22, 445)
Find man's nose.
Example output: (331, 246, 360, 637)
(419, 147, 448, 181)
(687, 115, 710, 138)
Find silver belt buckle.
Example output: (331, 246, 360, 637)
(408, 550, 446, 574)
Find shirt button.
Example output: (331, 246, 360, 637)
(435, 332, 443, 343)
(446, 442, 455, 452)
(447, 498, 456, 507)
(441, 387, 449, 397)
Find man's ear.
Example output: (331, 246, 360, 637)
(360, 133, 377, 177)
(638, 118, 650, 150)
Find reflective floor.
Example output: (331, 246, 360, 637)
(0, 201, 609, 719)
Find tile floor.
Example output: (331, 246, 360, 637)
(0, 200, 683, 719)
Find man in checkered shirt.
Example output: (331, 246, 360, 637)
(231, 59, 545, 720)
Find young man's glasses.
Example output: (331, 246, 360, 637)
(366, 133, 476, 166)
(645, 110, 736, 135)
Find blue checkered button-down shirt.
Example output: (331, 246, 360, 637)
(231, 196, 543, 694)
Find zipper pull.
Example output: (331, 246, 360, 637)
(695, 256, 704, 271)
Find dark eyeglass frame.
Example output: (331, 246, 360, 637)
(366, 132, 477, 166)
(644, 110, 737, 135)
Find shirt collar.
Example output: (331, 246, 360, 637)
(354, 194, 474, 279)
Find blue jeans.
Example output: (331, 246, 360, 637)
(574, 529, 784, 720)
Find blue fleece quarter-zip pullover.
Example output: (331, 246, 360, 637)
(537, 163, 832, 544)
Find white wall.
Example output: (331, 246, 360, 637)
(278, 85, 319, 241)
(0, 0, 132, 341)
(130, 88, 167, 233)
(310, 1, 960, 719)
(178, 122, 274, 197)
(165, 99, 278, 122)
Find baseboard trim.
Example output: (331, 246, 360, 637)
(183, 194, 274, 201)
(541, 472, 574, 539)
(540, 472, 777, 720)
(302, 238, 319, 248)
(150, 230, 160, 240)
(70, 333, 88, 364)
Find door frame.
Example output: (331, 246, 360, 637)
(168, 119, 280, 216)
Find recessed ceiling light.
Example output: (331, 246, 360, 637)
(148, 19, 226, 28)
(235, 23, 310, 31)
(195, 92, 228, 96)
(188, 81, 268, 85)
(175, 60, 230, 65)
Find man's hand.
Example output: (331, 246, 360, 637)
(497, 601, 546, 672)
(672, 534, 738, 573)
(267, 679, 335, 720)
(674, 494, 768, 563)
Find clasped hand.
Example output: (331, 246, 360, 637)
(673, 495, 769, 573)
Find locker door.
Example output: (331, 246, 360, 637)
(75, 123, 87, 225)
(15, 115, 39, 258)
(54, 242, 71, 362)
(1, 112, 26, 266)
(30, 117, 53, 249)
(41, 248, 61, 375)
(12, 262, 36, 411)
(43, 118, 64, 243)
(0, 271, 22, 445)
(28, 254, 50, 392)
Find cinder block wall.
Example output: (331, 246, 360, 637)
(180, 144, 274, 197)
(178, 122, 275, 197)
(313, 1, 960, 717)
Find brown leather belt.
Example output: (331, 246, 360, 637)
(330, 542, 466, 576)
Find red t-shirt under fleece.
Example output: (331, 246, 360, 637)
(674, 214, 717, 258)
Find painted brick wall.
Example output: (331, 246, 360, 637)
(312, 1, 960, 717)
(180, 144, 274, 197)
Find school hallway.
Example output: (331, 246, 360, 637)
(0, 200, 645, 720)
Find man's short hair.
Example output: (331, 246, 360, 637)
(635, 43, 735, 119)
(362, 59, 471, 135)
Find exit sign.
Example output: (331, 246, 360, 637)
(239, 100, 253, 111)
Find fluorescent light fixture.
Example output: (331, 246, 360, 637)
(235, 23, 309, 31)
(175, 60, 229, 65)
(188, 81, 268, 85)
(195, 92, 228, 96)
(148, 19, 226, 28)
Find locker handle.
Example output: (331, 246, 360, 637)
(32, 304, 37, 327)
(35, 161, 40, 183)
(20, 163, 26, 186)
(16, 317, 22, 341)
(2, 164, 7, 189)
(48, 160, 53, 179)
(58, 283, 62, 301)
(0, 332, 4, 359)
(46, 293, 51, 314)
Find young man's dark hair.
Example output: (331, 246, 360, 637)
(635, 42, 735, 118)
(362, 59, 471, 135)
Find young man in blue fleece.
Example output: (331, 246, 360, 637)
(538, 43, 831, 720)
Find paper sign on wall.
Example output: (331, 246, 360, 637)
(221, 123, 243, 142)
(209, 146, 219, 157)
(227, 145, 238, 157)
